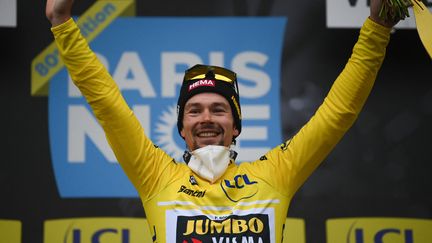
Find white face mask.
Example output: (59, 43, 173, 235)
(185, 145, 236, 183)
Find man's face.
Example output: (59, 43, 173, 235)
(181, 93, 239, 151)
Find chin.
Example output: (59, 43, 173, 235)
(193, 139, 224, 150)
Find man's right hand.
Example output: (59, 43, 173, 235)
(46, 0, 74, 27)
(369, 0, 400, 28)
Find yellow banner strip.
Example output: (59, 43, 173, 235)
(31, 0, 135, 96)
(0, 220, 22, 243)
(411, 0, 432, 59)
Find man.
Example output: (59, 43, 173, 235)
(46, 0, 399, 242)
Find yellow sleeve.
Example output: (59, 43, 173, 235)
(51, 18, 176, 200)
(252, 18, 391, 198)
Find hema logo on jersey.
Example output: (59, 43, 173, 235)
(49, 17, 286, 197)
(326, 218, 432, 243)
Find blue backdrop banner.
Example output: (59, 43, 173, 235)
(49, 17, 286, 197)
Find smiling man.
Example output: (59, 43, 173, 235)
(175, 65, 243, 183)
(182, 93, 238, 149)
(46, 0, 400, 242)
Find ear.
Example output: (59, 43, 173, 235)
(233, 126, 239, 137)
(180, 128, 186, 139)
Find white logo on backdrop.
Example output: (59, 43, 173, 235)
(155, 104, 185, 160)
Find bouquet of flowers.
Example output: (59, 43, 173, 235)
(379, 0, 413, 21)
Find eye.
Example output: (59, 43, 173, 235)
(187, 108, 201, 115)
(213, 106, 228, 114)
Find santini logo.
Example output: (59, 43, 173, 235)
(188, 80, 215, 91)
(178, 185, 206, 198)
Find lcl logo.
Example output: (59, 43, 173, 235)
(221, 174, 258, 202)
(70, 228, 130, 243)
(223, 174, 257, 189)
(352, 228, 413, 243)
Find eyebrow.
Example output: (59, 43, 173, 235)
(185, 102, 229, 109)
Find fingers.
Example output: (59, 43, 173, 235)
(369, 0, 403, 28)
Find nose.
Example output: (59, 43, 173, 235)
(201, 109, 213, 122)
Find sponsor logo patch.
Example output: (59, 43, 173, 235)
(221, 174, 258, 202)
(189, 175, 198, 186)
(279, 140, 291, 152)
(178, 185, 206, 198)
(188, 79, 215, 91)
(177, 214, 270, 243)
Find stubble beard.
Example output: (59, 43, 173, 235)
(191, 137, 225, 151)
(191, 124, 225, 151)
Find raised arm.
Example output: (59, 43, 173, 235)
(46, 0, 176, 200)
(255, 0, 400, 198)
(46, 0, 132, 132)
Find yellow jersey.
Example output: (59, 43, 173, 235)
(52, 17, 390, 243)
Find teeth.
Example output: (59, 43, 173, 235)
(198, 132, 217, 137)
